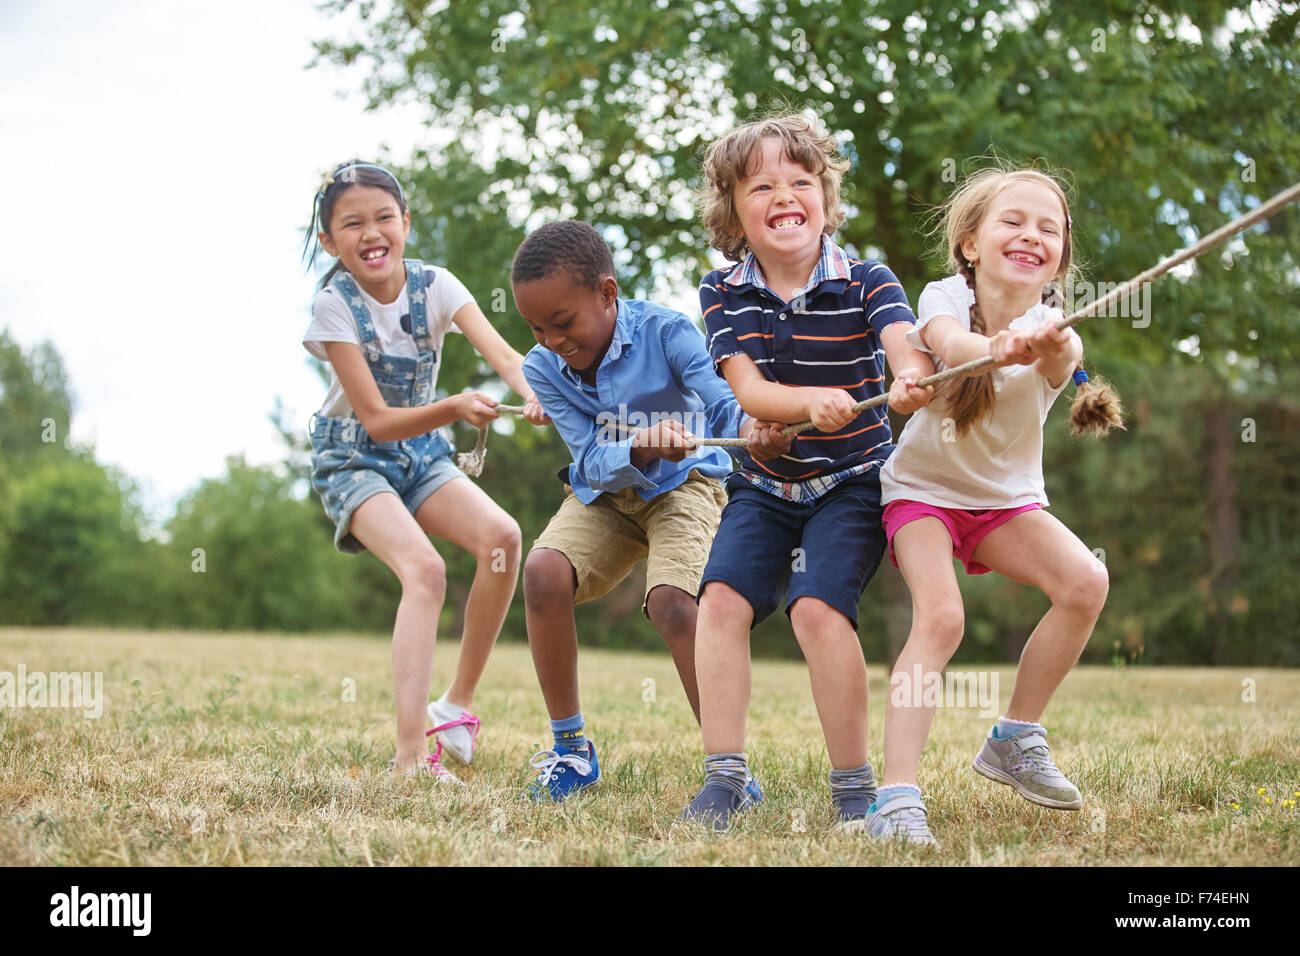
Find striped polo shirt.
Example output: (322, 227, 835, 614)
(700, 237, 916, 487)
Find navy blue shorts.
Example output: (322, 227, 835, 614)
(699, 470, 886, 629)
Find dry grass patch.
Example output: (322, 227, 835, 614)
(1, 628, 1296, 865)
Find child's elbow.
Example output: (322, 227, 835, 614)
(357, 410, 394, 443)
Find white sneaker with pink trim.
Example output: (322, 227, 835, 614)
(427, 695, 482, 765)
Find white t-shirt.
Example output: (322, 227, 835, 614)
(879, 274, 1080, 510)
(303, 264, 474, 418)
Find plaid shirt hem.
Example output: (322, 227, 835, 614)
(733, 460, 878, 504)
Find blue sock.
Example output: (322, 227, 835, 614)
(877, 783, 922, 800)
(994, 717, 1044, 740)
(870, 783, 924, 815)
(550, 713, 588, 754)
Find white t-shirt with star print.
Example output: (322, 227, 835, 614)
(303, 264, 474, 419)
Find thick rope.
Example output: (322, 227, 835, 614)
(459, 180, 1299, 466)
(455, 405, 527, 476)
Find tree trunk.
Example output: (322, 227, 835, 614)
(1205, 404, 1239, 665)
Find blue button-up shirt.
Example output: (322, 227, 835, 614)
(523, 298, 747, 504)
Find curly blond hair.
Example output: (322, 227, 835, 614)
(698, 112, 849, 263)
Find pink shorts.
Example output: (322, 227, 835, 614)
(882, 500, 1042, 575)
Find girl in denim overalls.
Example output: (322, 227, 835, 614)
(302, 161, 549, 781)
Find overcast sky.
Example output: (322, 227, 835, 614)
(0, 0, 428, 519)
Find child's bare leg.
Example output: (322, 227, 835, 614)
(521, 548, 582, 720)
(349, 492, 446, 772)
(415, 478, 522, 710)
(645, 584, 701, 721)
(695, 582, 754, 754)
(788, 596, 868, 769)
(971, 509, 1109, 721)
(884, 518, 966, 786)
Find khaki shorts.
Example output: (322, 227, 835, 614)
(532, 470, 728, 614)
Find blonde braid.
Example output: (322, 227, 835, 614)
(942, 264, 998, 437)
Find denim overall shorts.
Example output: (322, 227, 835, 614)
(309, 260, 462, 553)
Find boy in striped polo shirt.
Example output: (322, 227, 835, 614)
(681, 114, 936, 831)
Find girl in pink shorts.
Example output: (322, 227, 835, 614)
(868, 167, 1124, 846)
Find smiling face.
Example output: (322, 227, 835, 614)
(960, 180, 1068, 295)
(513, 270, 619, 384)
(732, 136, 827, 278)
(319, 185, 411, 302)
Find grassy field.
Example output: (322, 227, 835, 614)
(1, 627, 1297, 866)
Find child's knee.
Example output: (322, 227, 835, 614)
(1054, 558, 1109, 618)
(482, 517, 522, 567)
(522, 549, 576, 608)
(401, 548, 446, 601)
(789, 597, 853, 643)
(911, 601, 965, 655)
(699, 581, 754, 627)
(646, 585, 697, 639)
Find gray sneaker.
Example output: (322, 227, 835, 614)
(972, 726, 1082, 810)
(855, 789, 939, 847)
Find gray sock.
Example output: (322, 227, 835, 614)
(829, 761, 878, 815)
(704, 752, 749, 798)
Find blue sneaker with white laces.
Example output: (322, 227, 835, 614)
(522, 741, 600, 801)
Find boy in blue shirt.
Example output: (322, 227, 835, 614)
(512, 220, 788, 800)
(683, 114, 936, 830)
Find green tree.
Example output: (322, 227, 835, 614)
(315, 0, 1300, 662)
(316, 0, 1299, 358)
(165, 456, 390, 631)
(0, 456, 146, 625)
(0, 329, 74, 478)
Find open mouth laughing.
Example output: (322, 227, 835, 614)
(769, 213, 806, 231)
(359, 246, 389, 266)
(1005, 250, 1044, 268)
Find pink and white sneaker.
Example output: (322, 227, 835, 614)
(427, 695, 482, 765)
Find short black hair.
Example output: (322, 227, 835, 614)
(510, 221, 615, 292)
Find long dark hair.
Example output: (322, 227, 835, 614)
(302, 160, 408, 290)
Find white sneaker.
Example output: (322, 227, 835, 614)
(860, 789, 939, 847)
(427, 695, 481, 765)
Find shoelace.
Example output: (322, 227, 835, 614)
(889, 806, 935, 841)
(1017, 744, 1066, 779)
(427, 711, 481, 756)
(424, 743, 454, 777)
(529, 749, 592, 787)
